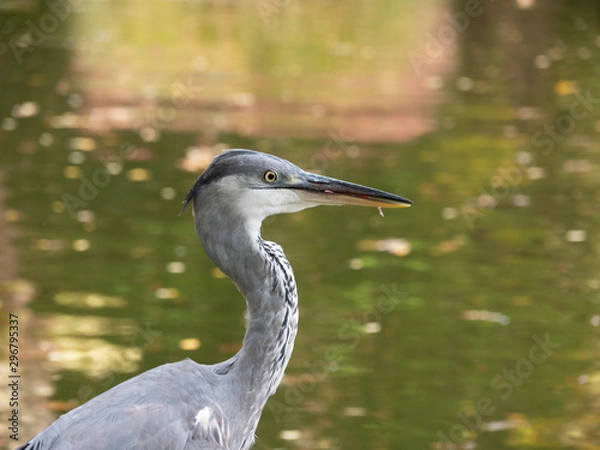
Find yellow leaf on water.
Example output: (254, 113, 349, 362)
(178, 338, 201, 351)
(126, 168, 152, 181)
(357, 238, 411, 257)
(554, 80, 578, 96)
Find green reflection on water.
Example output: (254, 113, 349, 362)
(1, 0, 599, 449)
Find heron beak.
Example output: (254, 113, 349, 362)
(289, 172, 413, 209)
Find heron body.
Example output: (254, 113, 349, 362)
(19, 150, 412, 450)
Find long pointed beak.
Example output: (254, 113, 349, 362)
(288, 172, 413, 209)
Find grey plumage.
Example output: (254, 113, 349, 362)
(19, 150, 412, 450)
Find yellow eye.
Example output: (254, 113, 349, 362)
(263, 170, 278, 183)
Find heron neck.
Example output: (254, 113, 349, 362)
(196, 211, 298, 408)
(237, 238, 298, 388)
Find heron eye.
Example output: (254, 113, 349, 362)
(263, 170, 278, 183)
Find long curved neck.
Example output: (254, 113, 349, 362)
(235, 239, 298, 397)
(194, 204, 299, 409)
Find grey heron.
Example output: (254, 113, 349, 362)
(18, 149, 412, 450)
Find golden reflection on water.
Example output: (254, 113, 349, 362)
(40, 314, 149, 379)
(68, 0, 445, 143)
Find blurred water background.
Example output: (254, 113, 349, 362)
(0, 0, 599, 449)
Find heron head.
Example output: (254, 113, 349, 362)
(181, 150, 412, 222)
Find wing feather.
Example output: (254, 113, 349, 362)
(18, 360, 230, 450)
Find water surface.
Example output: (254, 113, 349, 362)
(0, 1, 599, 449)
